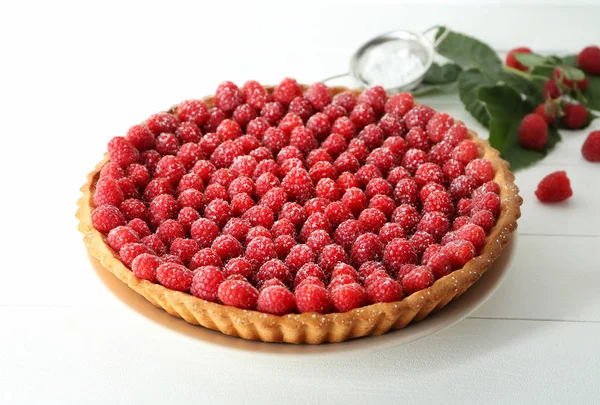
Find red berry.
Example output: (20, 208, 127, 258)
(385, 92, 413, 116)
(282, 168, 314, 204)
(108, 136, 139, 168)
(155, 219, 185, 246)
(426, 112, 454, 143)
(358, 208, 386, 233)
(543, 79, 561, 99)
(535, 171, 573, 203)
(300, 212, 331, 242)
(563, 104, 589, 129)
(177, 100, 209, 127)
(418, 212, 450, 241)
(232, 104, 257, 128)
(393, 178, 418, 205)
(472, 191, 501, 217)
(170, 238, 200, 264)
(141, 235, 166, 255)
(257, 285, 296, 315)
(94, 177, 124, 207)
(260, 187, 288, 214)
(274, 235, 296, 260)
(406, 127, 431, 151)
(401, 148, 428, 174)
(215, 81, 243, 112)
(465, 159, 495, 186)
(351, 233, 383, 267)
(426, 252, 452, 279)
(223, 257, 253, 279)
(290, 126, 318, 155)
(245, 226, 272, 244)
(143, 178, 174, 202)
(378, 113, 405, 137)
(322, 103, 348, 122)
(243, 205, 275, 229)
(216, 119, 242, 141)
(107, 226, 140, 251)
(330, 283, 367, 312)
(261, 101, 285, 125)
(358, 124, 384, 150)
(204, 199, 231, 228)
(470, 210, 495, 234)
(404, 105, 435, 129)
(218, 279, 258, 310)
(242, 80, 269, 110)
(518, 113, 548, 150)
(449, 175, 478, 202)
(442, 240, 475, 269)
(582, 131, 600, 162)
(534, 103, 557, 125)
(147, 113, 179, 135)
(288, 97, 315, 121)
(366, 277, 403, 303)
(378, 222, 405, 245)
(305, 82, 332, 111)
(455, 223, 486, 253)
(452, 216, 471, 231)
(333, 220, 363, 251)
(414, 163, 444, 188)
(245, 236, 277, 270)
(191, 266, 225, 302)
(442, 159, 464, 182)
(419, 182, 445, 203)
(402, 266, 435, 295)
(222, 217, 251, 243)
(383, 238, 417, 276)
(505, 47, 532, 71)
(127, 218, 151, 238)
(295, 283, 330, 313)
(190, 218, 220, 248)
(409, 231, 436, 258)
(332, 91, 358, 112)
(156, 262, 193, 292)
(392, 203, 419, 234)
(155, 133, 180, 156)
(273, 78, 303, 106)
(369, 195, 395, 219)
(210, 140, 244, 169)
(318, 244, 350, 277)
(386, 166, 410, 187)
(149, 194, 178, 226)
(189, 248, 223, 271)
(202, 108, 227, 133)
(285, 244, 315, 275)
(366, 148, 396, 175)
(350, 103, 376, 129)
(331, 116, 356, 141)
(126, 125, 155, 151)
(115, 178, 137, 199)
(444, 124, 469, 147)
(578, 46, 600, 75)
(256, 259, 292, 288)
(451, 140, 479, 165)
(131, 253, 161, 282)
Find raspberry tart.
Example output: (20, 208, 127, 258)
(77, 79, 521, 344)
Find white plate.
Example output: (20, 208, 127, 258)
(92, 235, 516, 359)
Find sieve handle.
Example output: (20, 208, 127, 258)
(423, 25, 450, 49)
(321, 72, 354, 84)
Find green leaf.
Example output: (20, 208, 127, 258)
(423, 63, 462, 85)
(558, 65, 586, 81)
(435, 27, 502, 73)
(530, 65, 555, 78)
(496, 70, 544, 107)
(561, 54, 578, 67)
(457, 69, 496, 127)
(513, 53, 548, 68)
(583, 75, 600, 111)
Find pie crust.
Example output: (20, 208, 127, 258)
(77, 86, 522, 344)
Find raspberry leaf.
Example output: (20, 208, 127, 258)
(435, 27, 502, 73)
(423, 63, 462, 85)
(582, 75, 600, 111)
(457, 69, 496, 127)
(513, 53, 549, 68)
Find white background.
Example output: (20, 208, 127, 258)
(1, 1, 600, 404)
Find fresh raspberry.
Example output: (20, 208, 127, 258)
(218, 279, 258, 309)
(214, 81, 243, 112)
(303, 198, 327, 217)
(363, 268, 391, 290)
(147, 112, 179, 135)
(189, 266, 225, 302)
(358, 208, 386, 234)
(385, 167, 409, 188)
(139, 234, 166, 255)
(384, 92, 413, 116)
(153, 156, 184, 187)
(107, 136, 139, 168)
(404, 105, 435, 130)
(177, 207, 200, 232)
(190, 218, 220, 248)
(357, 261, 386, 281)
(281, 98, 310, 123)
(554, 67, 589, 91)
(350, 103, 376, 129)
(406, 127, 431, 151)
(204, 184, 229, 202)
(232, 104, 257, 129)
(203, 199, 231, 228)
(294, 263, 326, 286)
(272, 233, 294, 259)
(451, 215, 471, 231)
(441, 159, 464, 183)
(94, 177, 124, 208)
(358, 86, 387, 116)
(331, 90, 357, 112)
(395, 263, 419, 281)
(365, 277, 403, 303)
(333, 152, 360, 174)
(417, 212, 450, 241)
(277, 113, 303, 136)
(177, 99, 209, 127)
(409, 231, 436, 258)
(260, 187, 288, 213)
(209, 140, 243, 169)
(250, 147, 274, 163)
(355, 164, 383, 188)
(309, 161, 337, 184)
(126, 218, 150, 238)
(155, 262, 193, 292)
(563, 104, 589, 129)
(155, 133, 180, 156)
(331, 116, 357, 141)
(243, 205, 275, 229)
(451, 140, 479, 165)
(281, 168, 314, 204)
(169, 238, 200, 264)
(377, 222, 404, 245)
(313, 178, 339, 201)
(210, 235, 242, 263)
(339, 141, 366, 167)
(222, 217, 251, 242)
(154, 219, 184, 246)
(303, 113, 330, 141)
(256, 259, 293, 287)
(320, 134, 346, 158)
(421, 243, 442, 264)
(281, 244, 313, 275)
(393, 178, 418, 206)
(306, 149, 333, 169)
(236, 136, 260, 156)
(465, 159, 495, 186)
(288, 126, 317, 155)
(331, 263, 359, 281)
(355, 125, 382, 151)
(100, 162, 125, 180)
(350, 232, 383, 267)
(427, 141, 454, 167)
(119, 242, 154, 268)
(505, 47, 532, 71)
(259, 127, 287, 154)
(328, 276, 357, 294)
(453, 199, 471, 218)
(126, 124, 155, 151)
(160, 254, 184, 266)
(302, 230, 330, 256)
(198, 132, 220, 157)
(148, 194, 178, 226)
(543, 79, 561, 99)
(295, 283, 330, 313)
(390, 204, 418, 235)
(276, 146, 304, 166)
(425, 112, 454, 143)
(401, 149, 428, 174)
(244, 117, 269, 140)
(413, 163, 443, 189)
(454, 223, 486, 252)
(189, 248, 223, 271)
(578, 46, 600, 75)
(107, 226, 140, 252)
(472, 191, 501, 217)
(261, 101, 285, 125)
(124, 165, 150, 192)
(188, 161, 214, 186)
(318, 244, 350, 277)
(228, 158, 256, 180)
(230, 193, 255, 217)
(535, 170, 573, 203)
(222, 257, 252, 279)
(336, 173, 359, 192)
(322, 103, 348, 122)
(426, 251, 452, 278)
(534, 102, 558, 125)
(245, 236, 277, 270)
(366, 148, 396, 175)
(379, 113, 405, 138)
(278, 201, 305, 228)
(582, 130, 600, 162)
(329, 283, 367, 312)
(116, 177, 139, 200)
(448, 175, 477, 202)
(518, 113, 548, 150)
(202, 108, 227, 133)
(418, 183, 444, 204)
(331, 219, 361, 251)
(442, 239, 475, 269)
(442, 125, 468, 148)
(272, 78, 303, 106)
(383, 238, 417, 276)
(300, 212, 331, 242)
(130, 253, 161, 282)
(254, 172, 280, 198)
(469, 210, 494, 235)
(228, 176, 254, 198)
(369, 195, 395, 219)
(256, 286, 296, 315)
(215, 119, 241, 142)
(241, 80, 269, 110)
(402, 266, 434, 295)
(304, 82, 331, 111)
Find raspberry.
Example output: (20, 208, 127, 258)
(441, 159, 464, 182)
(243, 205, 275, 229)
(465, 159, 495, 186)
(254, 172, 280, 199)
(414, 163, 444, 188)
(189, 161, 214, 186)
(210, 140, 243, 169)
(100, 162, 125, 180)
(386, 166, 411, 187)
(472, 191, 501, 217)
(333, 152, 360, 174)
(177, 99, 209, 127)
(215, 119, 241, 142)
(210, 235, 243, 263)
(116, 177, 139, 200)
(282, 244, 313, 275)
(295, 283, 330, 313)
(218, 279, 258, 309)
(155, 263, 193, 292)
(469, 210, 494, 234)
(289, 126, 317, 155)
(402, 266, 435, 295)
(277, 202, 304, 228)
(154, 219, 184, 246)
(309, 161, 337, 184)
(336, 172, 359, 191)
(451, 140, 479, 165)
(455, 223, 486, 253)
(385, 92, 414, 116)
(131, 253, 161, 282)
(127, 218, 150, 238)
(232, 104, 257, 129)
(406, 127, 431, 151)
(356, 164, 383, 188)
(260, 127, 287, 154)
(534, 102, 558, 125)
(304, 82, 331, 111)
(261, 101, 285, 125)
(329, 283, 367, 312)
(215, 81, 243, 112)
(404, 105, 435, 130)
(107, 226, 140, 252)
(256, 286, 296, 315)
(318, 244, 350, 277)
(94, 177, 124, 207)
(243, 117, 268, 140)
(202, 108, 227, 133)
(148, 194, 178, 226)
(366, 277, 403, 303)
(294, 263, 326, 286)
(582, 130, 600, 162)
(160, 254, 184, 265)
(189, 266, 225, 302)
(350, 233, 383, 266)
(204, 184, 229, 202)
(228, 176, 254, 198)
(401, 149, 428, 174)
(421, 244, 442, 264)
(175, 144, 203, 173)
(427, 141, 454, 167)
(350, 103, 376, 129)
(578, 46, 600, 75)
(505, 47, 532, 71)
(272, 233, 294, 258)
(563, 104, 589, 129)
(409, 231, 436, 258)
(315, 178, 341, 201)
(190, 218, 220, 248)
(322, 104, 348, 122)
(169, 238, 200, 264)
(331, 90, 357, 111)
(189, 248, 223, 270)
(277, 112, 302, 135)
(256, 259, 293, 287)
(378, 222, 405, 245)
(369, 195, 395, 219)
(357, 261, 386, 281)
(279, 99, 309, 125)
(518, 113, 548, 150)
(442, 239, 475, 269)
(426, 251, 452, 278)
(363, 269, 391, 290)
(107, 136, 139, 168)
(260, 187, 287, 213)
(426, 112, 454, 143)
(222, 217, 251, 242)
(126, 124, 155, 151)
(358, 208, 386, 233)
(366, 148, 396, 175)
(306, 149, 333, 169)
(543, 79, 560, 99)
(393, 178, 418, 206)
(358, 86, 387, 115)
(453, 199, 471, 218)
(277, 146, 304, 166)
(383, 238, 417, 276)
(332, 219, 361, 251)
(176, 206, 199, 230)
(281, 168, 314, 204)
(331, 263, 359, 281)
(451, 215, 471, 231)
(229, 195, 253, 217)
(303, 113, 330, 141)
(203, 199, 231, 228)
(222, 257, 252, 279)
(535, 170, 573, 203)
(272, 78, 303, 106)
(331, 116, 356, 141)
(237, 136, 260, 156)
(379, 114, 405, 138)
(418, 212, 450, 241)
(395, 263, 418, 281)
(147, 112, 179, 135)
(448, 175, 476, 202)
(392, 203, 419, 234)
(554, 67, 589, 91)
(245, 236, 277, 269)
(141, 235, 167, 255)
(442, 125, 468, 149)
(302, 230, 330, 256)
(250, 148, 275, 164)
(300, 212, 331, 242)
(198, 133, 220, 157)
(419, 183, 445, 203)
(119, 242, 154, 268)
(241, 80, 269, 110)
(304, 197, 330, 215)
(321, 134, 347, 158)
(355, 125, 382, 151)
(228, 158, 256, 180)
(153, 156, 185, 186)
(155, 133, 180, 156)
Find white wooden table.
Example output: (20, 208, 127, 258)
(1, 1, 599, 404)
